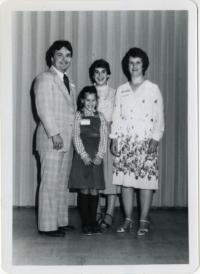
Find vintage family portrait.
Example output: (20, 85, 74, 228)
(0, 0, 198, 273)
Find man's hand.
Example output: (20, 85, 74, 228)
(52, 134, 63, 150)
(148, 139, 159, 154)
(82, 155, 92, 166)
(110, 139, 119, 157)
(93, 155, 102, 165)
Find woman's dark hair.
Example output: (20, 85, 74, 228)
(121, 47, 149, 80)
(77, 86, 98, 111)
(45, 40, 73, 67)
(89, 59, 111, 83)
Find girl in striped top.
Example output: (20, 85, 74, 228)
(69, 86, 107, 235)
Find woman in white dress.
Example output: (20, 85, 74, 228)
(110, 48, 164, 236)
(89, 59, 120, 229)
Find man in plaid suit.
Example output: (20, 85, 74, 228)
(34, 40, 76, 237)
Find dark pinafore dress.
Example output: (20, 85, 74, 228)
(69, 113, 105, 190)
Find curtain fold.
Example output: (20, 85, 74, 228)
(12, 10, 188, 207)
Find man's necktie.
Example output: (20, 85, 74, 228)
(63, 74, 70, 94)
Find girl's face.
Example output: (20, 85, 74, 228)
(93, 67, 109, 86)
(83, 93, 97, 112)
(128, 56, 143, 78)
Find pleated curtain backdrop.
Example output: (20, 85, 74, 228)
(12, 10, 188, 207)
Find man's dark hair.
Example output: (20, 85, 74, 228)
(45, 40, 73, 67)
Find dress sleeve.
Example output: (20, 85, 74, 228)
(110, 87, 121, 139)
(73, 112, 90, 159)
(151, 85, 165, 141)
(96, 113, 108, 158)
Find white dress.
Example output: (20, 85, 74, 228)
(97, 85, 120, 194)
(110, 80, 164, 189)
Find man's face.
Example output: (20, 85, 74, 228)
(51, 47, 72, 73)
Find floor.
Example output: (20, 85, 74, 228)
(13, 207, 188, 265)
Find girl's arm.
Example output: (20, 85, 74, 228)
(73, 112, 91, 163)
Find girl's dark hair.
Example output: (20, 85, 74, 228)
(45, 40, 73, 68)
(77, 86, 98, 111)
(121, 47, 149, 80)
(89, 59, 111, 83)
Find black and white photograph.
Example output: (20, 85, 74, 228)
(0, 0, 199, 274)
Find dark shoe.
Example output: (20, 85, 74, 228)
(39, 230, 65, 237)
(58, 225, 75, 232)
(82, 226, 93, 236)
(92, 224, 102, 234)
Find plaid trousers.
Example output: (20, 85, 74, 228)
(38, 149, 73, 231)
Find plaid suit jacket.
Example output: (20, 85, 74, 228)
(34, 66, 77, 152)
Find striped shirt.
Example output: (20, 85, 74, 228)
(73, 109, 107, 160)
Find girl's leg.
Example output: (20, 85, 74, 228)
(117, 186, 134, 232)
(89, 189, 101, 233)
(106, 194, 116, 216)
(96, 195, 103, 224)
(79, 189, 92, 234)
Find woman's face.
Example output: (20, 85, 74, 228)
(83, 93, 97, 112)
(128, 56, 143, 78)
(93, 67, 108, 86)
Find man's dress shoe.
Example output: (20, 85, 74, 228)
(39, 230, 65, 237)
(58, 225, 75, 232)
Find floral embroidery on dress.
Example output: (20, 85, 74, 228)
(113, 134, 158, 181)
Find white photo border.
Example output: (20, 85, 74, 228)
(0, 0, 198, 274)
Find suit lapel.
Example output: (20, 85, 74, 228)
(49, 67, 72, 103)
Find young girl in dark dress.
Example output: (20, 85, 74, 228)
(69, 86, 107, 235)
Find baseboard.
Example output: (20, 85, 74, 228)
(13, 206, 188, 210)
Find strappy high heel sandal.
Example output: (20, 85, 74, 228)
(100, 213, 113, 230)
(116, 217, 134, 233)
(96, 212, 103, 225)
(137, 219, 150, 236)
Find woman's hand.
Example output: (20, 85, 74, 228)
(110, 139, 119, 156)
(82, 155, 92, 166)
(148, 139, 159, 154)
(93, 155, 102, 165)
(52, 134, 63, 150)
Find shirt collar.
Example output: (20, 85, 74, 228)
(52, 66, 68, 81)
